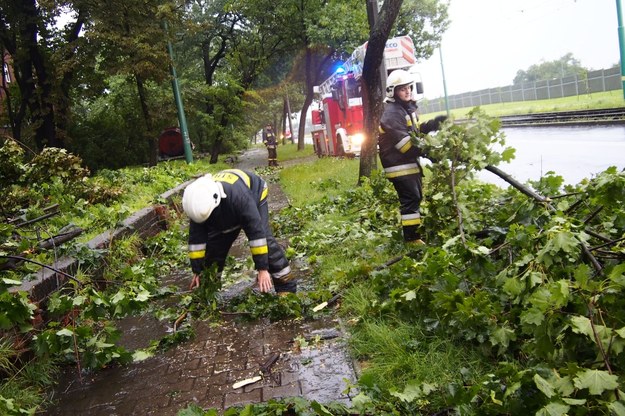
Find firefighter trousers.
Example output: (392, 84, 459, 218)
(201, 200, 295, 293)
(267, 146, 278, 166)
(391, 173, 423, 243)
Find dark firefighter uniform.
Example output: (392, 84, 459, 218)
(187, 169, 295, 292)
(262, 127, 278, 167)
(379, 99, 427, 243)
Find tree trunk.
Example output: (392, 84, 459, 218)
(135, 74, 157, 166)
(298, 47, 332, 151)
(358, 0, 404, 181)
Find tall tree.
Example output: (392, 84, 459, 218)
(87, 0, 174, 166)
(359, 0, 448, 179)
(0, 0, 86, 149)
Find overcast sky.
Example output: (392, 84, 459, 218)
(416, 0, 621, 99)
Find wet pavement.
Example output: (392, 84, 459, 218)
(45, 146, 357, 415)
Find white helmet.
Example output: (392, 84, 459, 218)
(182, 174, 226, 223)
(385, 69, 414, 100)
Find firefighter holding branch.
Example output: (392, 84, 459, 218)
(182, 169, 296, 294)
(378, 69, 446, 245)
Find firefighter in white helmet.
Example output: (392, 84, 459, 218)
(378, 69, 446, 244)
(182, 169, 294, 293)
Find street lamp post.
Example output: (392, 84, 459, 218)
(163, 20, 193, 164)
(616, 0, 625, 99)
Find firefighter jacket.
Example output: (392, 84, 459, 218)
(378, 100, 423, 180)
(187, 169, 270, 274)
(263, 129, 277, 148)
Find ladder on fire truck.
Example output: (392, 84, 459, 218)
(316, 36, 417, 97)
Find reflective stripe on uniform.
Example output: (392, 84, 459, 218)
(401, 213, 421, 226)
(224, 169, 251, 188)
(384, 163, 420, 178)
(249, 238, 268, 255)
(213, 169, 251, 188)
(188, 243, 207, 259)
(272, 265, 293, 281)
(395, 136, 412, 153)
(405, 113, 413, 127)
(261, 184, 268, 201)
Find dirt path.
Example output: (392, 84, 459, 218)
(45, 148, 356, 415)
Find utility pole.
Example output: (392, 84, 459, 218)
(617, 0, 625, 99)
(163, 20, 193, 164)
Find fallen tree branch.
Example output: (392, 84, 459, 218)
(484, 165, 551, 205)
(0, 255, 82, 286)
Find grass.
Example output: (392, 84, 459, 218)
(276, 142, 315, 162)
(421, 89, 625, 120)
(279, 156, 360, 206)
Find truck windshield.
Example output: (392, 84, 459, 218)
(346, 78, 361, 99)
(345, 77, 362, 108)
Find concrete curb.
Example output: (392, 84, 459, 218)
(15, 180, 194, 304)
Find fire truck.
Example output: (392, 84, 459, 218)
(311, 36, 423, 157)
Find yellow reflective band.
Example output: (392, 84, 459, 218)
(385, 168, 420, 178)
(395, 136, 412, 153)
(226, 169, 251, 188)
(250, 245, 268, 255)
(405, 114, 413, 127)
(402, 218, 421, 226)
(213, 169, 252, 188)
(189, 250, 206, 259)
(260, 187, 268, 201)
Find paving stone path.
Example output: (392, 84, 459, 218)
(45, 147, 357, 415)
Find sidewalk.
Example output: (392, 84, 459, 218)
(45, 148, 357, 415)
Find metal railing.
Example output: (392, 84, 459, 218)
(419, 67, 622, 114)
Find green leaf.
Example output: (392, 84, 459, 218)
(609, 264, 625, 287)
(72, 295, 86, 306)
(570, 315, 593, 338)
(489, 326, 516, 348)
(402, 290, 416, 301)
(390, 382, 423, 402)
(111, 290, 126, 304)
(1, 277, 22, 286)
(489, 390, 502, 405)
(501, 147, 515, 162)
(561, 397, 586, 405)
(536, 402, 570, 416)
(56, 328, 74, 337)
(351, 392, 372, 410)
(608, 401, 625, 416)
(309, 401, 334, 416)
(534, 374, 556, 398)
(551, 230, 579, 254)
(521, 308, 545, 326)
(135, 287, 151, 302)
(502, 277, 524, 296)
(573, 369, 619, 395)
